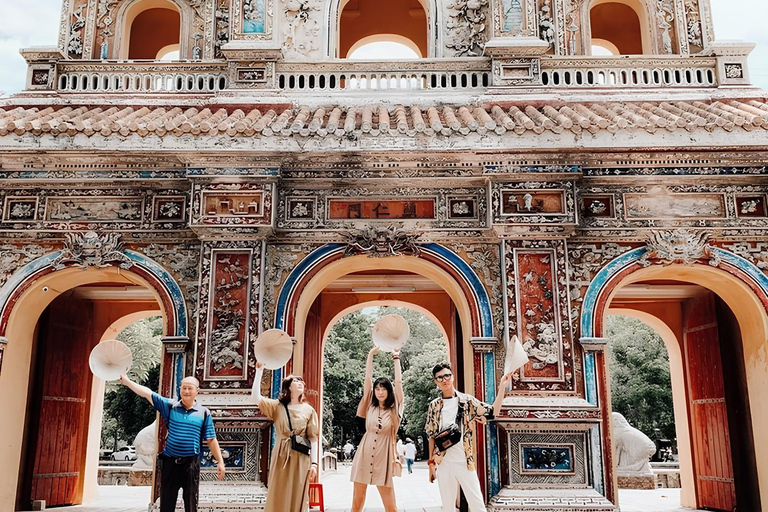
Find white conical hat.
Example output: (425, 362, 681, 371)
(253, 329, 293, 369)
(372, 314, 410, 352)
(503, 334, 529, 376)
(89, 339, 133, 381)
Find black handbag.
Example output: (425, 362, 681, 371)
(434, 400, 464, 452)
(284, 403, 312, 455)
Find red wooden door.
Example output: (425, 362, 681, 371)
(684, 294, 736, 512)
(27, 297, 94, 507)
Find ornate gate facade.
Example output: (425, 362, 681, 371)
(1, 0, 768, 510)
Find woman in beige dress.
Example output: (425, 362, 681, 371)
(253, 361, 319, 512)
(350, 346, 404, 512)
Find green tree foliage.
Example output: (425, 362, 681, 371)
(607, 315, 675, 441)
(116, 316, 163, 383)
(322, 306, 448, 448)
(103, 364, 160, 449)
(101, 317, 163, 449)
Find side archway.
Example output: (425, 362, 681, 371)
(581, 246, 768, 508)
(0, 247, 187, 510)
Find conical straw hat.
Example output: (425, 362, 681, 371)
(89, 339, 133, 381)
(253, 329, 293, 369)
(372, 314, 410, 352)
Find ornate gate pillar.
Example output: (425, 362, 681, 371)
(471, 336, 501, 498)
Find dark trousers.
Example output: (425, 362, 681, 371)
(160, 455, 200, 512)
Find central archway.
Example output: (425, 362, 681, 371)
(274, 242, 499, 494)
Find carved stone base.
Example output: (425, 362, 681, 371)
(489, 489, 617, 511)
(617, 475, 656, 490)
(149, 483, 269, 512)
(128, 468, 153, 486)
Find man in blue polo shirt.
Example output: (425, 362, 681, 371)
(120, 374, 225, 512)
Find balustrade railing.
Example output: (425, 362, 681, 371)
(51, 55, 720, 95)
(56, 61, 228, 93)
(275, 59, 492, 92)
(539, 56, 718, 88)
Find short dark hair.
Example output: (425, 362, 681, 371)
(372, 377, 396, 409)
(432, 362, 452, 377)
(278, 374, 305, 405)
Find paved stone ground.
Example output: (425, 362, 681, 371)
(32, 463, 704, 512)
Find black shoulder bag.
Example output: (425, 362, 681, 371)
(283, 403, 312, 456)
(433, 399, 464, 452)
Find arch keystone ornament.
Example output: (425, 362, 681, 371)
(344, 225, 422, 257)
(51, 231, 133, 270)
(639, 229, 720, 267)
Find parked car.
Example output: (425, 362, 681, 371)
(111, 445, 137, 461)
(99, 449, 113, 460)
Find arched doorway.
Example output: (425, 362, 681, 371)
(329, 0, 436, 58)
(0, 247, 187, 511)
(587, 0, 651, 55)
(115, 0, 192, 60)
(274, 242, 498, 493)
(582, 247, 768, 511)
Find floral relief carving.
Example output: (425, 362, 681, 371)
(0, 245, 47, 289)
(445, 0, 489, 57)
(281, 0, 322, 59)
(68, 3, 87, 56)
(656, 0, 675, 54)
(684, 0, 702, 48)
(507, 240, 574, 391)
(215, 0, 231, 58)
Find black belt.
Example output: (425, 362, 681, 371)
(161, 454, 199, 465)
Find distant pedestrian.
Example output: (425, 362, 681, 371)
(404, 438, 417, 474)
(344, 440, 355, 462)
(119, 375, 225, 512)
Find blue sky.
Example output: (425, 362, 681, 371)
(0, 0, 765, 95)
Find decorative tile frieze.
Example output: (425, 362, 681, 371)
(277, 186, 488, 231)
(508, 431, 587, 484)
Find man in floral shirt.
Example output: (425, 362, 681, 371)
(425, 363, 510, 512)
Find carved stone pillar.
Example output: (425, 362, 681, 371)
(471, 336, 501, 499)
(579, 336, 614, 503)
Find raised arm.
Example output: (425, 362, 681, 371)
(492, 372, 513, 419)
(363, 346, 379, 398)
(251, 361, 266, 405)
(119, 374, 153, 405)
(392, 349, 404, 406)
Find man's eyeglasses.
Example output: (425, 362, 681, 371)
(434, 373, 453, 382)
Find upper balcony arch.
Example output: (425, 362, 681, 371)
(584, 0, 654, 55)
(114, 0, 196, 60)
(327, 0, 440, 59)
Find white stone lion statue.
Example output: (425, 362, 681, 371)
(612, 412, 656, 476)
(131, 420, 157, 470)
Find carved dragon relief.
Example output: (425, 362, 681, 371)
(51, 231, 133, 270)
(345, 226, 422, 257)
(639, 229, 720, 267)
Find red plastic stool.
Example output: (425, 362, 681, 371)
(309, 483, 325, 511)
